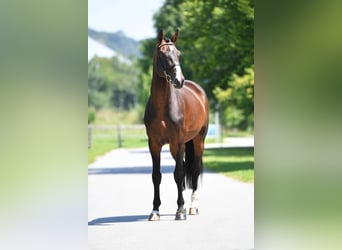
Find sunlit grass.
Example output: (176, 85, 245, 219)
(88, 130, 254, 183)
(88, 123, 148, 163)
(88, 138, 117, 163)
(203, 147, 254, 182)
(88, 137, 148, 163)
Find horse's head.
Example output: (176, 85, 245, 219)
(155, 29, 185, 88)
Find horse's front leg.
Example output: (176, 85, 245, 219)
(171, 143, 186, 220)
(148, 139, 162, 221)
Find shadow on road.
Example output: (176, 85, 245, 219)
(88, 215, 148, 225)
(88, 214, 176, 225)
(88, 165, 175, 175)
(88, 166, 217, 175)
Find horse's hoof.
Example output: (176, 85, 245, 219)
(189, 207, 199, 215)
(175, 208, 187, 220)
(148, 211, 160, 221)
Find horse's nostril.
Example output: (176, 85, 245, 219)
(173, 78, 184, 89)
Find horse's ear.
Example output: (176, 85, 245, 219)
(171, 29, 179, 43)
(157, 30, 164, 45)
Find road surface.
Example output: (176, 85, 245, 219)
(88, 144, 254, 250)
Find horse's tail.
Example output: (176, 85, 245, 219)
(184, 140, 203, 189)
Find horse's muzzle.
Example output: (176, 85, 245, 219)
(173, 78, 184, 88)
(173, 65, 184, 88)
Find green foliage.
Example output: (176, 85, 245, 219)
(214, 67, 254, 130)
(224, 107, 245, 128)
(88, 0, 254, 130)
(138, 64, 153, 107)
(136, 38, 155, 106)
(88, 108, 96, 124)
(151, 0, 254, 95)
(137, 0, 254, 130)
(88, 56, 140, 111)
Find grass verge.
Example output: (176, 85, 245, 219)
(88, 137, 148, 163)
(203, 147, 254, 183)
(88, 138, 117, 163)
(88, 138, 254, 184)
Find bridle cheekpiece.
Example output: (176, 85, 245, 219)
(157, 43, 180, 85)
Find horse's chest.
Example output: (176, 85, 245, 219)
(147, 118, 174, 138)
(150, 118, 170, 131)
(160, 120, 167, 129)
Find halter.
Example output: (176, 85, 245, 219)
(157, 43, 180, 85)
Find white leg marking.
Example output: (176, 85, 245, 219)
(190, 191, 199, 208)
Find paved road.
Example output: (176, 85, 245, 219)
(88, 143, 254, 250)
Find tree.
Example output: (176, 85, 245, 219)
(214, 66, 254, 130)
(138, 0, 254, 130)
(88, 56, 140, 110)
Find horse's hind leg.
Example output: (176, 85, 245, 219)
(148, 139, 162, 221)
(189, 135, 205, 215)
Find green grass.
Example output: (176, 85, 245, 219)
(88, 124, 254, 183)
(89, 141, 254, 183)
(203, 147, 254, 183)
(88, 124, 149, 163)
(88, 138, 117, 163)
(222, 128, 254, 137)
(88, 137, 148, 163)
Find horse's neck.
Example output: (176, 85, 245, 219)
(150, 71, 171, 111)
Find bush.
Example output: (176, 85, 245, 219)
(214, 67, 254, 130)
(224, 106, 244, 128)
(88, 108, 96, 124)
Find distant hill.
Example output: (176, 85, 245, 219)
(88, 36, 129, 64)
(88, 28, 140, 59)
(88, 36, 117, 61)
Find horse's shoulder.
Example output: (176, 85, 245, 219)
(181, 80, 207, 103)
(183, 80, 205, 95)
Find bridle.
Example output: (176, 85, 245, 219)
(157, 43, 180, 85)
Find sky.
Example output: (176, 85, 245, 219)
(88, 0, 164, 40)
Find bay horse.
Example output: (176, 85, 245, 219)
(144, 29, 209, 221)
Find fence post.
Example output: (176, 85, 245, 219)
(117, 125, 122, 148)
(88, 124, 92, 148)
